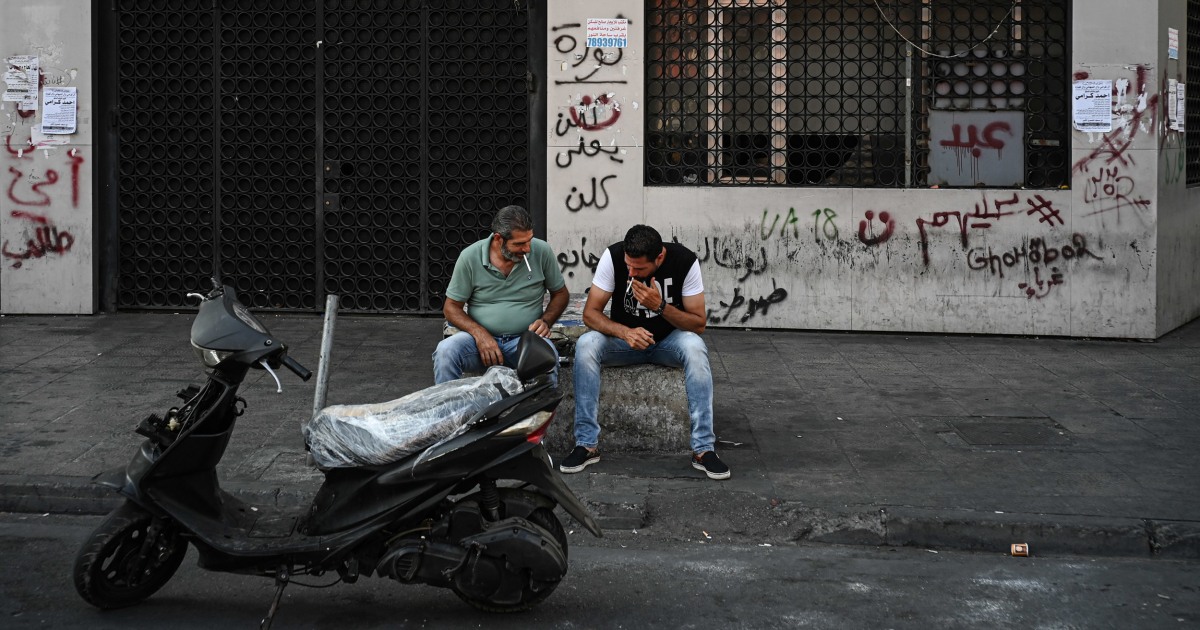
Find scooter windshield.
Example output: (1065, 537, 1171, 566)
(190, 286, 279, 367)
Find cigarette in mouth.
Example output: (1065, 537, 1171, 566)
(524, 256, 531, 272)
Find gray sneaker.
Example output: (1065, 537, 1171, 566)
(560, 446, 600, 473)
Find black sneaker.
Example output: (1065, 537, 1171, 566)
(692, 451, 730, 480)
(559, 446, 600, 473)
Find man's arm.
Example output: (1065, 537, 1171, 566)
(528, 285, 570, 337)
(443, 298, 504, 366)
(583, 287, 655, 350)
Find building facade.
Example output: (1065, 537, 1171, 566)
(2, 1, 1198, 339)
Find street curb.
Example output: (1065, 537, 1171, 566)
(5, 474, 1198, 560)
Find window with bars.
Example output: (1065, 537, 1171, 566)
(1188, 0, 1200, 187)
(646, 0, 1069, 189)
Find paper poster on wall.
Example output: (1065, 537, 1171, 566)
(1168, 79, 1179, 130)
(3, 55, 39, 110)
(41, 87, 77, 134)
(1168, 28, 1179, 60)
(586, 18, 628, 48)
(1178, 85, 1187, 133)
(1072, 80, 1112, 132)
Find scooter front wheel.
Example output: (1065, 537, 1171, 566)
(453, 507, 569, 613)
(73, 500, 187, 609)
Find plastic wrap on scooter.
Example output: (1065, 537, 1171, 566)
(304, 366, 523, 468)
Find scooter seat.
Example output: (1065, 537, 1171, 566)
(304, 366, 522, 468)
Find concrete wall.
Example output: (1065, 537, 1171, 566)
(1155, 0, 1200, 336)
(546, 0, 1189, 339)
(0, 0, 94, 313)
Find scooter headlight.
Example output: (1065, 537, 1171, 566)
(191, 342, 233, 368)
(497, 410, 555, 442)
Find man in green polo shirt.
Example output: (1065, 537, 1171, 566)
(434, 205, 569, 384)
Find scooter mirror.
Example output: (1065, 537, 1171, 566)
(515, 330, 556, 381)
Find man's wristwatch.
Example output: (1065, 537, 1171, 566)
(652, 299, 666, 315)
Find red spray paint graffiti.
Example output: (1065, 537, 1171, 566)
(1, 210, 74, 268)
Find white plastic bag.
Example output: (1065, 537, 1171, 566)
(304, 366, 522, 468)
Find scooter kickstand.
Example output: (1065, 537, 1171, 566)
(260, 566, 290, 630)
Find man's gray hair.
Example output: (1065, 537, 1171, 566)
(490, 205, 534, 240)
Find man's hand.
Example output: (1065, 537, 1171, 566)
(623, 326, 654, 350)
(630, 279, 664, 312)
(528, 318, 551, 338)
(473, 332, 504, 367)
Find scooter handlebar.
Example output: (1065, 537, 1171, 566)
(280, 354, 312, 381)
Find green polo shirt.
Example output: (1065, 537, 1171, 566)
(445, 236, 566, 335)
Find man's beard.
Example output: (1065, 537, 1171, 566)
(500, 240, 523, 263)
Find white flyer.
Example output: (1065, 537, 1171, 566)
(1177, 85, 1187, 133)
(41, 87, 77, 134)
(1072, 80, 1112, 132)
(3, 55, 39, 110)
(586, 18, 629, 48)
(1168, 79, 1179, 130)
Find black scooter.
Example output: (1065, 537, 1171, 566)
(72, 282, 600, 625)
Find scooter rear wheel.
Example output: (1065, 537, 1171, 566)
(453, 507, 568, 613)
(73, 500, 187, 609)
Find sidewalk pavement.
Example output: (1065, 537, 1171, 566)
(1, 310, 1198, 559)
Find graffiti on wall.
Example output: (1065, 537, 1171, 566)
(1, 131, 83, 268)
(1071, 67, 1155, 224)
(552, 16, 631, 215)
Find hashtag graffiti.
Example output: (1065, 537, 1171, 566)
(1024, 195, 1063, 226)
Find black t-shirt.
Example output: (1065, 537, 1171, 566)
(603, 242, 700, 343)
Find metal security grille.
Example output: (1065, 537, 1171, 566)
(1188, 0, 1200, 187)
(110, 0, 531, 312)
(645, 0, 1069, 189)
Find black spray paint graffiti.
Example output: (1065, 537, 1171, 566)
(553, 19, 628, 214)
(555, 136, 624, 168)
(556, 236, 602, 279)
(565, 175, 615, 212)
(706, 279, 788, 325)
(672, 235, 772, 283)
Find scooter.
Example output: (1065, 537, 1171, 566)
(72, 281, 601, 625)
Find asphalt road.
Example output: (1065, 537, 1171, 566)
(2, 512, 1197, 629)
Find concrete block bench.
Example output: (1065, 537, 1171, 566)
(444, 293, 691, 453)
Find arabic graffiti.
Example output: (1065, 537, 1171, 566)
(938, 122, 1013, 157)
(1, 210, 74, 268)
(1081, 165, 1152, 220)
(857, 210, 895, 247)
(555, 136, 624, 168)
(552, 19, 629, 215)
(2, 145, 83, 269)
(671, 235, 773, 284)
(916, 192, 1022, 266)
(565, 175, 616, 212)
(569, 93, 621, 131)
(706, 279, 788, 325)
(556, 236, 602, 279)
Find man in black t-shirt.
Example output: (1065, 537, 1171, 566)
(559, 225, 730, 480)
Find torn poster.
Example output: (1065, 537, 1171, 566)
(3, 55, 39, 110)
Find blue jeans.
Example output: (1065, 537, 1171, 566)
(572, 329, 716, 454)
(433, 331, 559, 386)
